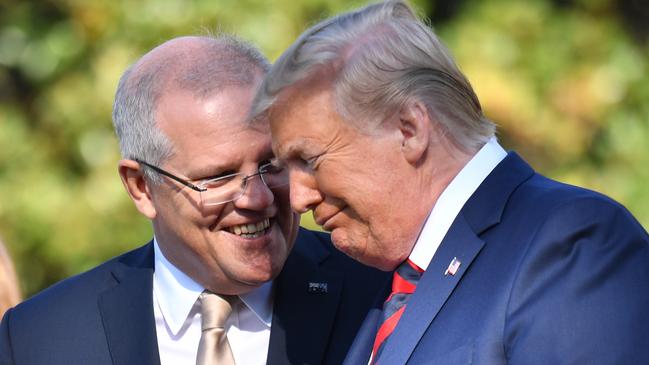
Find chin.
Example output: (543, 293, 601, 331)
(236, 272, 275, 289)
(332, 232, 400, 271)
(331, 232, 368, 265)
(242, 259, 284, 283)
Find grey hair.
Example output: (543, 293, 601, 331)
(112, 34, 270, 183)
(252, 0, 494, 152)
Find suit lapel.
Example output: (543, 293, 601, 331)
(267, 229, 344, 365)
(98, 243, 161, 365)
(375, 153, 536, 364)
(379, 215, 485, 364)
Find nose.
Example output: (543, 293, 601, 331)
(234, 174, 274, 210)
(289, 167, 323, 214)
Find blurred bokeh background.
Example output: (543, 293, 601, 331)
(1, 0, 647, 297)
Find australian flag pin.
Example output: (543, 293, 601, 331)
(308, 282, 328, 294)
(444, 257, 461, 276)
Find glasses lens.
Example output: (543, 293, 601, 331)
(199, 174, 245, 206)
(199, 165, 289, 206)
(260, 164, 289, 188)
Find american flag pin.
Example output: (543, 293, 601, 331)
(308, 282, 328, 294)
(444, 257, 461, 276)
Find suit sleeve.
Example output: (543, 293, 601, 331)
(0, 308, 15, 365)
(504, 196, 649, 364)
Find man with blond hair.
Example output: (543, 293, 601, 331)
(252, 1, 649, 363)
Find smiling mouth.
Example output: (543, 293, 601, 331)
(227, 218, 271, 238)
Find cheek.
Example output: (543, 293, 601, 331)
(286, 211, 300, 246)
(272, 184, 291, 206)
(199, 200, 228, 218)
(162, 205, 228, 264)
(313, 163, 358, 197)
(272, 187, 296, 229)
(340, 175, 380, 213)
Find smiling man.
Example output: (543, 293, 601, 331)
(0, 35, 387, 365)
(252, 1, 649, 364)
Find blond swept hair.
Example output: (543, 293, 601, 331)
(252, 0, 494, 152)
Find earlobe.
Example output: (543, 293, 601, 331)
(398, 101, 431, 165)
(118, 159, 157, 219)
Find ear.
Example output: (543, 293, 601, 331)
(398, 101, 431, 165)
(118, 159, 157, 219)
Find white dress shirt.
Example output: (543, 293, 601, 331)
(152, 239, 274, 365)
(409, 138, 507, 270)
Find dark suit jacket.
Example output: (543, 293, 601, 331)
(344, 153, 649, 365)
(0, 228, 389, 365)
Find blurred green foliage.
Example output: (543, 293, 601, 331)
(1, 0, 647, 296)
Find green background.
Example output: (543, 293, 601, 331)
(1, 0, 648, 297)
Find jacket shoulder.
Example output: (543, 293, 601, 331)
(9, 242, 152, 321)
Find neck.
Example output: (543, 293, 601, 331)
(405, 142, 475, 248)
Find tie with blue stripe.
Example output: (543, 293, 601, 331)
(370, 259, 423, 364)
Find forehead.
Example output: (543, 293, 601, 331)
(268, 82, 343, 156)
(156, 85, 272, 168)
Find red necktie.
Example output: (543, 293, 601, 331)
(370, 259, 423, 364)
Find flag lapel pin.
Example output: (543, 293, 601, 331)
(308, 282, 328, 294)
(444, 257, 461, 276)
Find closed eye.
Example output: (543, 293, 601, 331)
(198, 171, 241, 189)
(194, 167, 239, 181)
(304, 154, 322, 169)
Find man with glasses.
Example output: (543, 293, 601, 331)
(0, 35, 387, 365)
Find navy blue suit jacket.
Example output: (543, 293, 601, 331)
(0, 228, 389, 365)
(344, 153, 649, 364)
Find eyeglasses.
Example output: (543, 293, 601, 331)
(135, 158, 288, 206)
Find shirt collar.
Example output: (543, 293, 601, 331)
(153, 238, 274, 335)
(239, 280, 274, 326)
(409, 138, 507, 270)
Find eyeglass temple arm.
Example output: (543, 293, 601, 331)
(134, 159, 206, 192)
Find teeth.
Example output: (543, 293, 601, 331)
(229, 218, 271, 237)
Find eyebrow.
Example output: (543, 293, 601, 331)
(189, 150, 277, 180)
(275, 138, 309, 160)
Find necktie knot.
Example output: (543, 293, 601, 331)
(196, 290, 237, 365)
(390, 259, 423, 295)
(199, 291, 236, 331)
